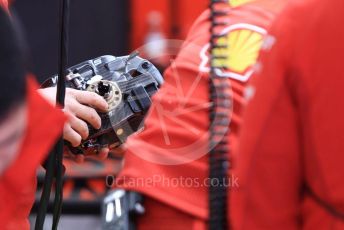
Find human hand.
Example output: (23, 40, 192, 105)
(38, 87, 110, 161)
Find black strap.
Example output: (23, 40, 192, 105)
(306, 186, 344, 221)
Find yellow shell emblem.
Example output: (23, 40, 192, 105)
(199, 23, 267, 82)
(213, 29, 264, 73)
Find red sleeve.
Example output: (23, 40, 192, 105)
(117, 18, 212, 219)
(230, 6, 303, 230)
(0, 76, 66, 229)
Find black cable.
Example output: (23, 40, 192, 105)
(35, 148, 56, 230)
(52, 0, 69, 229)
(34, 0, 69, 229)
(52, 140, 65, 229)
(208, 0, 231, 229)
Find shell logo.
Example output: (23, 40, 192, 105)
(199, 23, 267, 82)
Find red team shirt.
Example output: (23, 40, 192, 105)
(117, 1, 286, 228)
(0, 78, 65, 229)
(232, 0, 344, 229)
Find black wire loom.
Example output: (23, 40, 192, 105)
(208, 0, 232, 229)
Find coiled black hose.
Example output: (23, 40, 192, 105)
(208, 0, 232, 229)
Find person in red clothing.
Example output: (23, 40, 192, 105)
(116, 0, 287, 229)
(0, 2, 110, 229)
(231, 0, 344, 229)
(0, 6, 66, 229)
